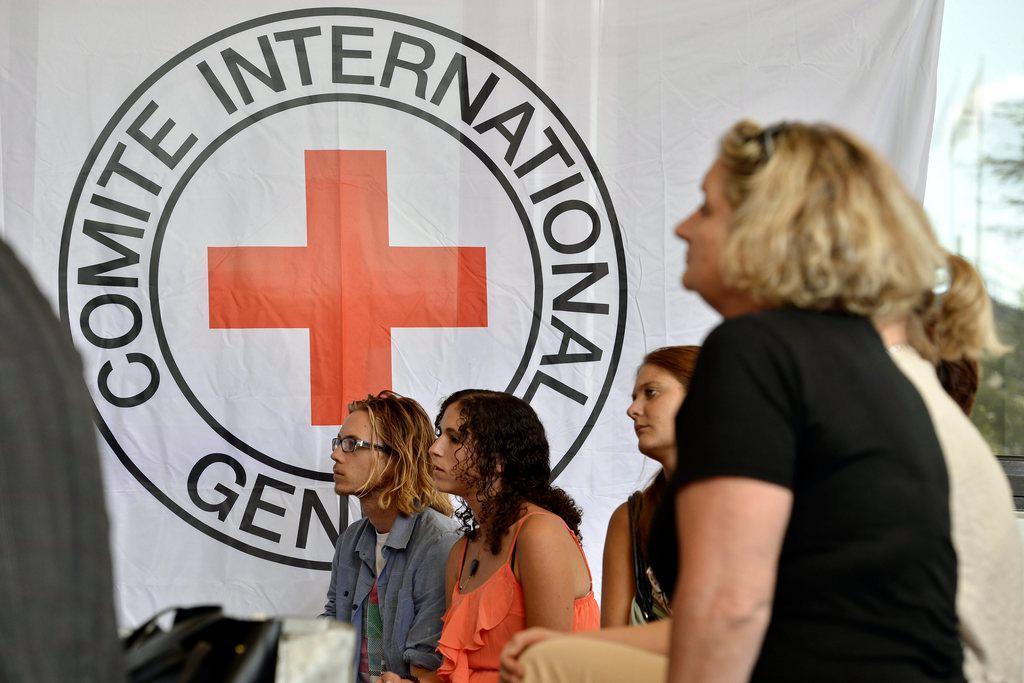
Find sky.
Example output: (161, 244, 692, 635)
(924, 0, 1024, 306)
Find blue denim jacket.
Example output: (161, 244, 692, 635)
(321, 507, 459, 679)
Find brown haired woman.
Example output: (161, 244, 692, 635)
(321, 390, 459, 683)
(428, 390, 599, 682)
(601, 346, 699, 627)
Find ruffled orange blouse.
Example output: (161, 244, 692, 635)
(436, 511, 600, 682)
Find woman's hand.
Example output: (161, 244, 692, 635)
(499, 627, 562, 683)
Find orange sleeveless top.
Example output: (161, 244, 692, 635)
(436, 511, 600, 682)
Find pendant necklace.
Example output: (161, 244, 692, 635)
(460, 545, 482, 591)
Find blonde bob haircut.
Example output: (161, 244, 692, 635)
(347, 391, 453, 517)
(718, 119, 944, 322)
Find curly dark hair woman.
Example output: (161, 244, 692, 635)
(432, 389, 581, 553)
(429, 389, 599, 680)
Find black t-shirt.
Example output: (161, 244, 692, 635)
(649, 309, 963, 682)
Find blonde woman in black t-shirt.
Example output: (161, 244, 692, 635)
(500, 122, 1005, 683)
(651, 122, 985, 682)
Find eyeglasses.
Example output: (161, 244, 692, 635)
(331, 435, 391, 455)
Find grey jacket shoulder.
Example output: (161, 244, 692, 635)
(337, 514, 372, 543)
(416, 507, 460, 538)
(333, 507, 457, 553)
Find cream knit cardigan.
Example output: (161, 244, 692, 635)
(889, 346, 1024, 683)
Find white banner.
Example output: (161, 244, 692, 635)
(0, 0, 942, 626)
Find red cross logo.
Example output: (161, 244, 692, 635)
(207, 150, 488, 425)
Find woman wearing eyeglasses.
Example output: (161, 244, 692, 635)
(321, 390, 459, 683)
(427, 389, 599, 682)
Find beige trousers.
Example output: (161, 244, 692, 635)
(520, 636, 668, 682)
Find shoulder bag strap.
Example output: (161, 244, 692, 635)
(628, 492, 656, 620)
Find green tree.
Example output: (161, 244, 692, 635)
(974, 99, 1024, 455)
(975, 301, 1024, 454)
(985, 99, 1024, 235)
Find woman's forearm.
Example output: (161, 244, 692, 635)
(665, 478, 791, 682)
(573, 618, 671, 655)
(667, 591, 771, 683)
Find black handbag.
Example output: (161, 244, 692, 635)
(123, 605, 282, 683)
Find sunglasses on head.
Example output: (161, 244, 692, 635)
(756, 122, 789, 162)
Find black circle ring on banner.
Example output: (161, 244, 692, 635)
(58, 8, 627, 568)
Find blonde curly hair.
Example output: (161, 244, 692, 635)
(347, 391, 452, 517)
(716, 119, 1002, 359)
